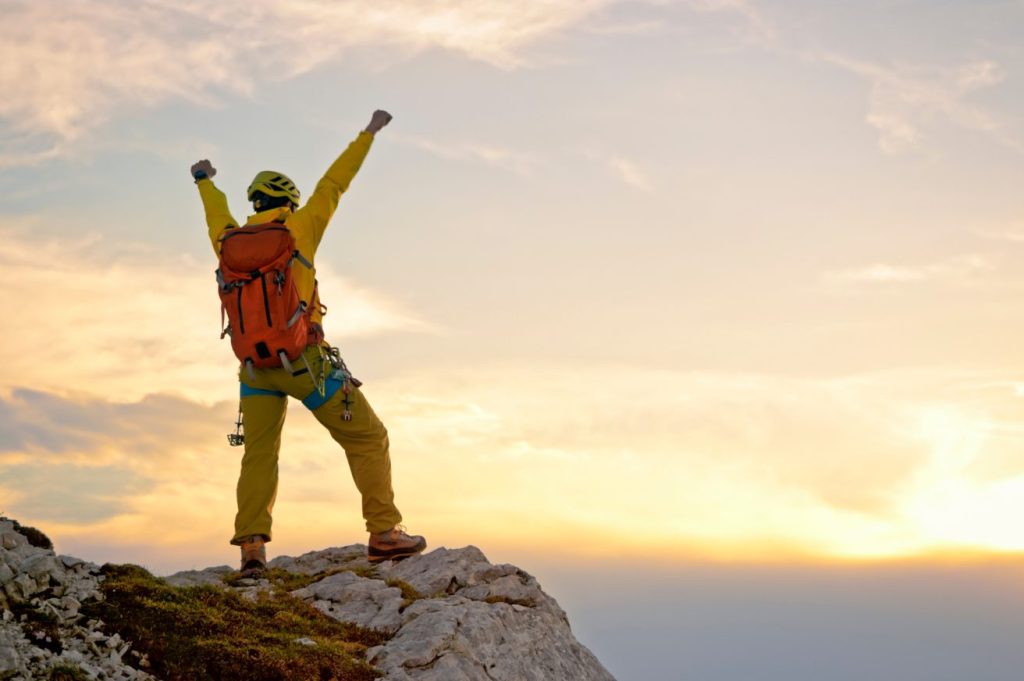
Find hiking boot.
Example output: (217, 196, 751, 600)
(238, 534, 267, 576)
(368, 525, 427, 563)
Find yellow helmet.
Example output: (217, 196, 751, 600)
(247, 171, 300, 206)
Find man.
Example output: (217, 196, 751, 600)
(190, 109, 426, 574)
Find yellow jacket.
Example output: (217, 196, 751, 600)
(197, 131, 375, 326)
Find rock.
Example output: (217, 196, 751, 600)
(59, 555, 85, 569)
(164, 565, 233, 588)
(284, 545, 613, 680)
(368, 596, 615, 681)
(292, 571, 405, 633)
(376, 546, 567, 621)
(60, 596, 82, 618)
(0, 517, 615, 681)
(0, 517, 160, 681)
(1, 533, 22, 552)
(0, 626, 25, 676)
(8, 573, 37, 603)
(21, 554, 64, 588)
(268, 545, 368, 574)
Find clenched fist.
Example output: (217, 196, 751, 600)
(365, 110, 393, 134)
(190, 159, 216, 181)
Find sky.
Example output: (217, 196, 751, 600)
(2, 1, 1024, 679)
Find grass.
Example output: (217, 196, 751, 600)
(384, 579, 424, 611)
(2, 516, 53, 550)
(47, 665, 89, 681)
(82, 563, 389, 681)
(222, 565, 377, 592)
(483, 595, 536, 608)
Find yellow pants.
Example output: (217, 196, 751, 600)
(230, 345, 402, 544)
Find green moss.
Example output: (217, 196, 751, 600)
(47, 664, 89, 681)
(483, 595, 536, 608)
(222, 565, 377, 591)
(384, 579, 424, 611)
(5, 518, 53, 550)
(83, 563, 388, 681)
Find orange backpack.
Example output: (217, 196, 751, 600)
(216, 223, 313, 372)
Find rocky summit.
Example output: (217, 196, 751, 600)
(0, 518, 616, 680)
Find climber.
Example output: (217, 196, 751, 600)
(190, 109, 426, 575)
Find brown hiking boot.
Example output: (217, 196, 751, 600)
(238, 535, 267, 576)
(368, 525, 427, 563)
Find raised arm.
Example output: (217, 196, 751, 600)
(190, 159, 239, 254)
(291, 110, 393, 249)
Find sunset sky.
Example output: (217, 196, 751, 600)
(3, 1, 1024, 679)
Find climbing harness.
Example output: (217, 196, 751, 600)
(229, 342, 365, 443)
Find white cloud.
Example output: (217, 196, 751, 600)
(397, 134, 539, 175)
(821, 54, 1017, 154)
(826, 254, 995, 285)
(582, 149, 656, 192)
(0, 0, 613, 164)
(683, 0, 775, 45)
(605, 155, 655, 192)
(0, 227, 430, 403)
(975, 221, 1024, 243)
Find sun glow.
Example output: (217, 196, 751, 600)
(901, 406, 1024, 552)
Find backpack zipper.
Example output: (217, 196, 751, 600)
(259, 273, 273, 326)
(236, 287, 246, 334)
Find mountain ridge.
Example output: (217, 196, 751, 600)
(0, 518, 616, 681)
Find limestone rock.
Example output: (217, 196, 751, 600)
(282, 545, 614, 680)
(163, 565, 234, 588)
(268, 544, 368, 574)
(292, 570, 405, 633)
(376, 546, 567, 620)
(2, 516, 616, 681)
(367, 596, 616, 681)
(0, 517, 158, 681)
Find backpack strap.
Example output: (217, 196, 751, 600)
(292, 250, 313, 269)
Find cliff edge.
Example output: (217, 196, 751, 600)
(0, 518, 616, 681)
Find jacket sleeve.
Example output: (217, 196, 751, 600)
(291, 131, 375, 251)
(197, 179, 240, 254)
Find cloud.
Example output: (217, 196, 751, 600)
(683, 0, 775, 45)
(975, 221, 1024, 243)
(0, 0, 612, 164)
(820, 54, 1017, 154)
(366, 363, 1019, 558)
(0, 388, 227, 463)
(581, 148, 656, 192)
(0, 387, 231, 526)
(4, 362, 1024, 568)
(397, 134, 539, 175)
(0, 227, 430, 403)
(825, 254, 995, 285)
(0, 464, 155, 523)
(605, 155, 655, 192)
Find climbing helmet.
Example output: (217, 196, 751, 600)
(247, 170, 300, 206)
